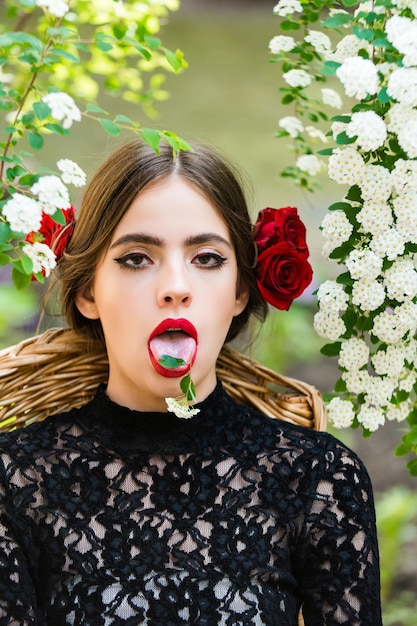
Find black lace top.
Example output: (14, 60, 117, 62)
(0, 382, 381, 625)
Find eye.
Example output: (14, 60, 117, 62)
(113, 253, 152, 270)
(192, 252, 227, 269)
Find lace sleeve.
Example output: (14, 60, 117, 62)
(295, 441, 382, 626)
(0, 459, 39, 626)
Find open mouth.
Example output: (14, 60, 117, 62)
(148, 318, 198, 378)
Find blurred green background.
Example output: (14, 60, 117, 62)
(1, 1, 417, 621)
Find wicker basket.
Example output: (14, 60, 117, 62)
(0, 327, 327, 432)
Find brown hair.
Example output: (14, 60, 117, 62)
(57, 138, 268, 344)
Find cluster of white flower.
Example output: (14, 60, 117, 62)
(57, 159, 87, 187)
(21, 242, 57, 277)
(278, 116, 304, 138)
(269, 35, 296, 54)
(282, 69, 312, 88)
(2, 194, 42, 234)
(36, 0, 69, 18)
(31, 176, 71, 215)
(272, 0, 303, 17)
(271, 0, 417, 441)
(42, 92, 81, 129)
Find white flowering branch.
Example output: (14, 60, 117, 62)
(270, 0, 417, 475)
(0, 0, 189, 289)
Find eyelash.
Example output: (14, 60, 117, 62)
(113, 252, 227, 271)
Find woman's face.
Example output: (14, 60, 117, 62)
(76, 175, 249, 411)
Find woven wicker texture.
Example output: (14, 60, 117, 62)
(0, 327, 327, 433)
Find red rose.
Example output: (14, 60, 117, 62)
(254, 206, 313, 310)
(25, 205, 76, 260)
(255, 206, 309, 257)
(256, 241, 313, 311)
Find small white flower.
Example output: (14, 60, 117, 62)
(321, 88, 343, 109)
(283, 69, 312, 88)
(391, 159, 417, 194)
(352, 278, 385, 312)
(343, 370, 370, 394)
(327, 147, 365, 185)
(357, 404, 385, 431)
(36, 0, 69, 17)
(357, 201, 393, 236)
(372, 345, 405, 378)
(336, 56, 379, 100)
(386, 401, 412, 423)
(397, 119, 417, 159)
(387, 103, 417, 135)
(327, 397, 356, 429)
(359, 165, 392, 202)
(313, 309, 346, 340)
(346, 111, 387, 152)
(345, 248, 383, 280)
(370, 227, 405, 261)
(165, 396, 200, 419)
(31, 175, 71, 215)
(316, 280, 349, 311)
(42, 92, 81, 129)
(304, 30, 332, 55)
(296, 154, 322, 176)
(387, 67, 417, 107)
(2, 193, 42, 234)
(373, 308, 410, 344)
(278, 116, 304, 138)
(22, 242, 56, 277)
(57, 159, 87, 187)
(365, 376, 396, 406)
(320, 210, 354, 251)
(331, 34, 373, 63)
(385, 15, 417, 66)
(305, 126, 328, 143)
(268, 35, 296, 54)
(338, 337, 370, 371)
(384, 257, 417, 302)
(273, 0, 303, 17)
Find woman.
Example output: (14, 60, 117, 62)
(0, 139, 382, 624)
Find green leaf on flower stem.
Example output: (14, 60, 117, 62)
(0, 252, 9, 265)
(144, 36, 161, 51)
(334, 378, 347, 393)
(336, 272, 354, 286)
(187, 380, 197, 403)
(407, 458, 417, 477)
(328, 202, 353, 212)
(346, 185, 362, 202)
(377, 87, 391, 104)
(86, 104, 108, 115)
(142, 128, 161, 152)
(44, 123, 69, 136)
(28, 132, 44, 150)
(335, 131, 356, 146)
(164, 49, 184, 73)
(99, 119, 120, 136)
(159, 355, 186, 369)
(395, 442, 411, 457)
(114, 114, 137, 126)
(0, 222, 12, 244)
(51, 209, 66, 226)
(11, 266, 31, 290)
(321, 61, 340, 76)
(46, 49, 79, 64)
(281, 93, 295, 105)
(323, 13, 353, 28)
(320, 342, 342, 357)
(280, 20, 300, 31)
(180, 375, 190, 396)
(112, 23, 128, 40)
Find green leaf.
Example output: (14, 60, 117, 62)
(377, 87, 391, 104)
(180, 375, 191, 395)
(334, 377, 347, 393)
(20, 253, 33, 275)
(112, 23, 128, 40)
(86, 104, 108, 115)
(0, 251, 9, 265)
(323, 13, 353, 27)
(335, 131, 356, 145)
(28, 131, 44, 150)
(336, 272, 354, 286)
(48, 48, 79, 63)
(99, 119, 120, 136)
(0, 222, 12, 244)
(346, 185, 363, 202)
(33, 101, 51, 120)
(320, 342, 342, 357)
(187, 380, 197, 402)
(328, 201, 353, 212)
(407, 458, 417, 476)
(395, 442, 411, 457)
(164, 48, 183, 73)
(50, 209, 66, 226)
(44, 123, 70, 135)
(11, 266, 31, 290)
(142, 128, 161, 152)
(158, 354, 186, 368)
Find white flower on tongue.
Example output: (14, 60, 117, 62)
(159, 354, 200, 419)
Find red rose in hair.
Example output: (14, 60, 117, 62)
(25, 205, 75, 260)
(25, 206, 76, 279)
(254, 206, 313, 310)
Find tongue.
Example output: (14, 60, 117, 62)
(149, 331, 196, 365)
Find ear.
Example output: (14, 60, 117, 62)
(75, 286, 100, 320)
(234, 280, 250, 317)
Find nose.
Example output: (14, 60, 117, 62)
(157, 260, 192, 307)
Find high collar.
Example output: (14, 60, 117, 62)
(79, 380, 245, 454)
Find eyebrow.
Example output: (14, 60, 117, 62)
(110, 232, 232, 249)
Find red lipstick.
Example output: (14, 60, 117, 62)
(148, 318, 198, 378)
